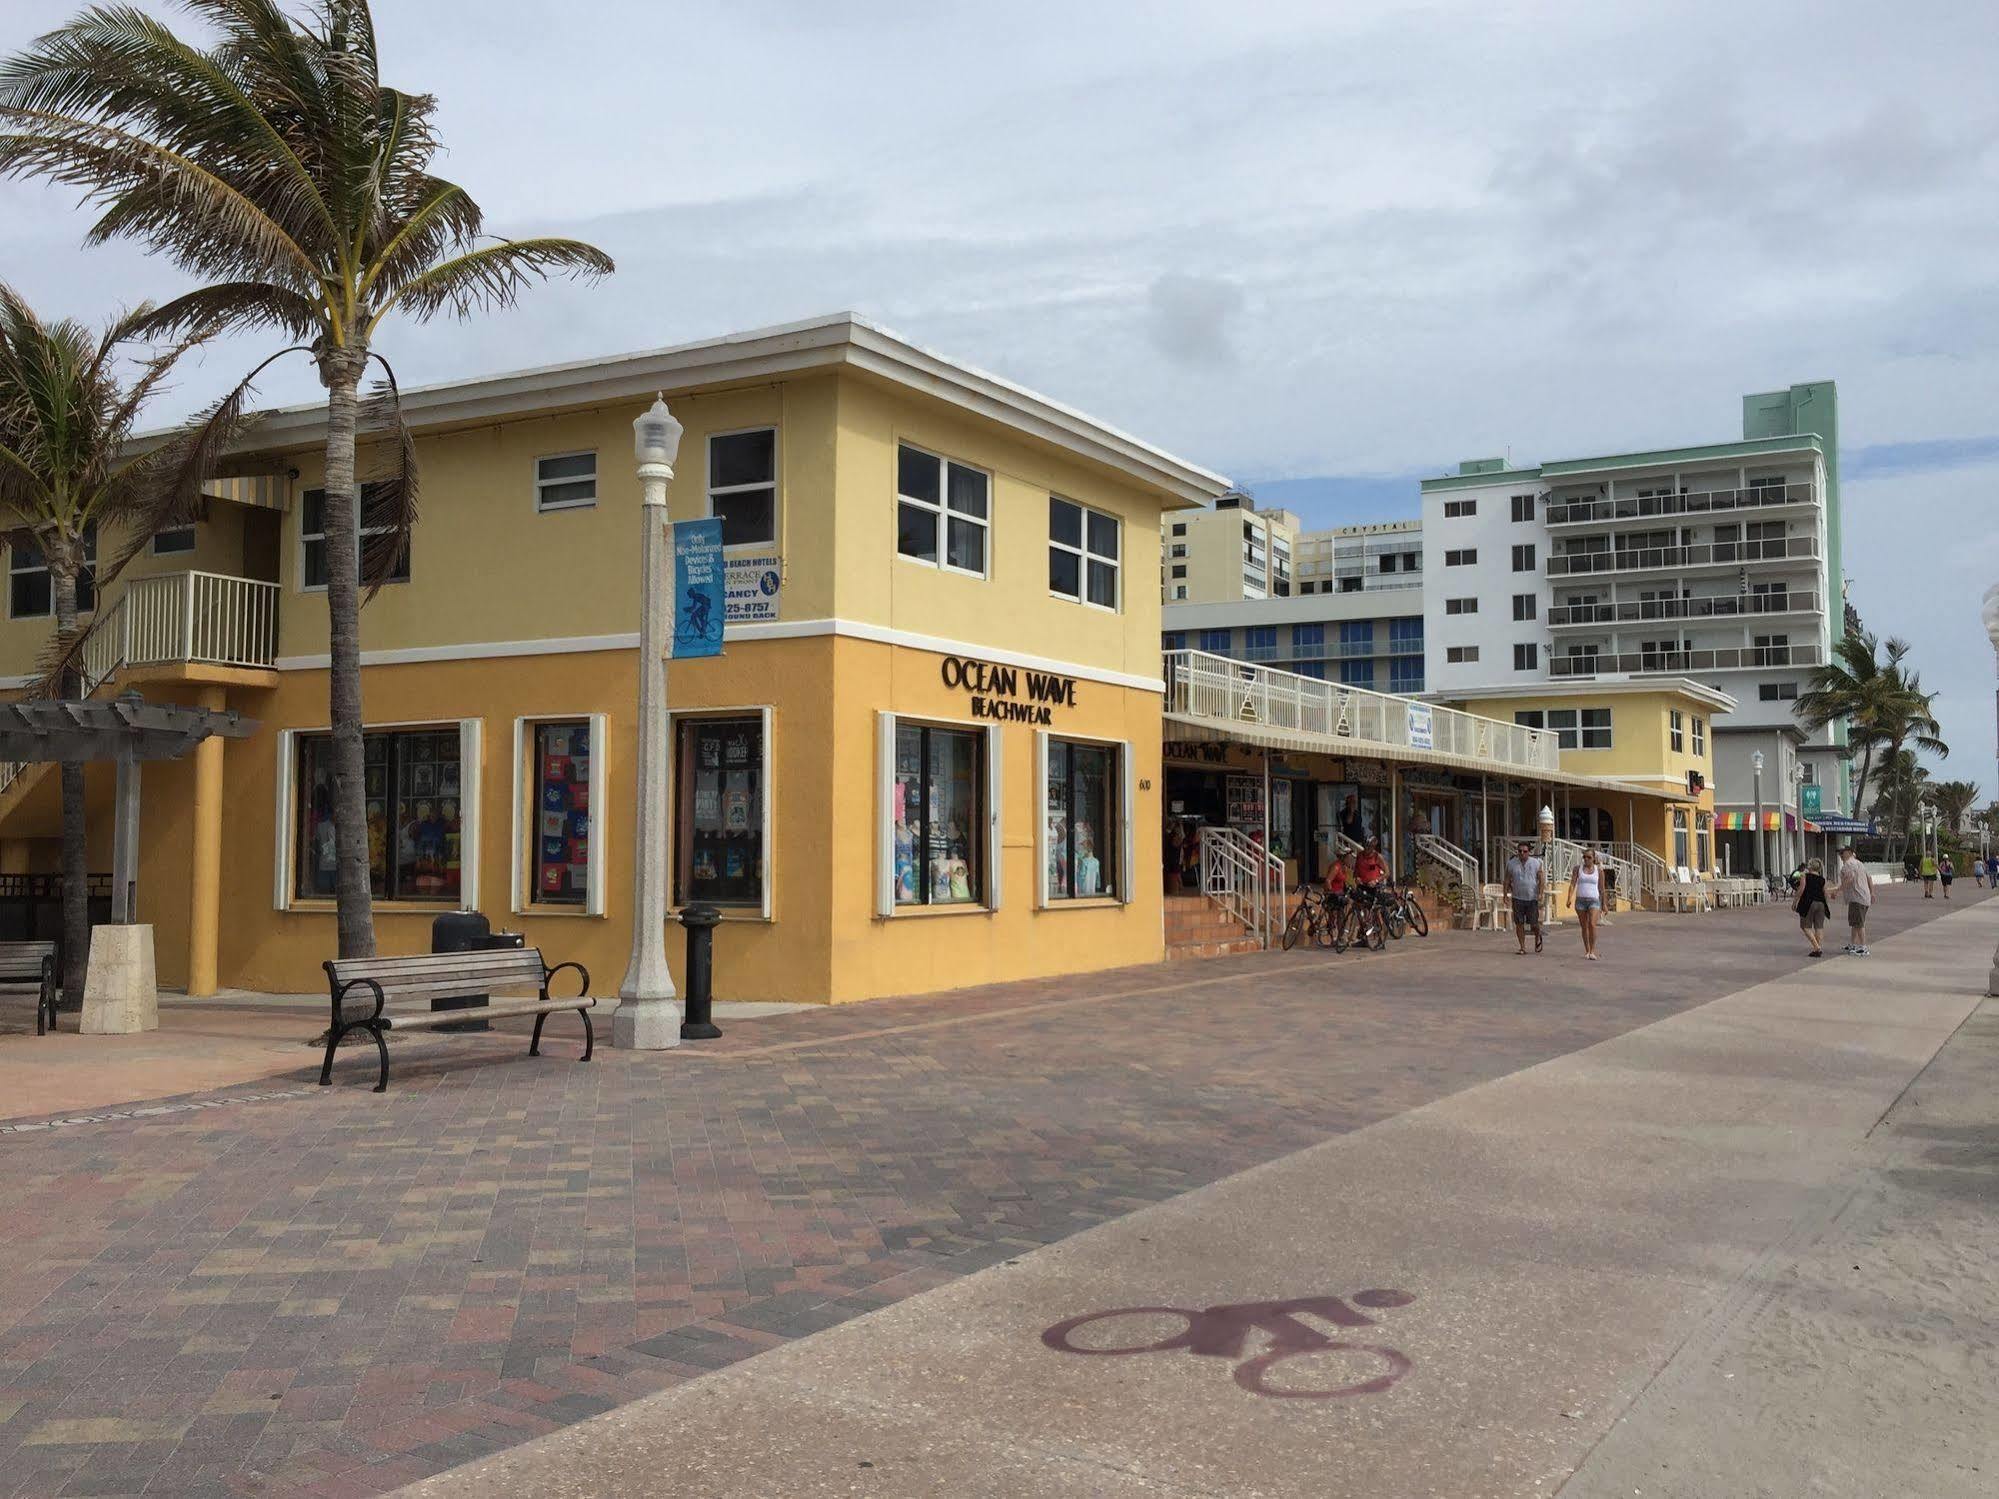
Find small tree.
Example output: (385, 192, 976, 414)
(0, 284, 206, 1003)
(0, 0, 613, 958)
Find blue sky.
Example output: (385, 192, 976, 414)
(2, 0, 1994, 794)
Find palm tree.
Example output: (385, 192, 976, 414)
(0, 1, 612, 957)
(1869, 750, 1932, 859)
(1929, 780, 1980, 836)
(1797, 630, 1946, 816)
(0, 285, 206, 1004)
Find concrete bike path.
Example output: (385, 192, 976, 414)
(405, 900, 1999, 1498)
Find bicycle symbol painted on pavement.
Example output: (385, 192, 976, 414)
(1041, 1289, 1417, 1399)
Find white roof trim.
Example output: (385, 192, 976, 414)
(196, 312, 1232, 507)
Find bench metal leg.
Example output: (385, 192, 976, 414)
(529, 1007, 595, 1062)
(319, 1021, 391, 1092)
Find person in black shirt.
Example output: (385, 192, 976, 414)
(1338, 793, 1369, 849)
(1794, 857, 1830, 957)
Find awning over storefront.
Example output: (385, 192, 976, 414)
(1715, 810, 1796, 832)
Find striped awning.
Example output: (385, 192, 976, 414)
(1716, 810, 1794, 832)
(200, 473, 289, 510)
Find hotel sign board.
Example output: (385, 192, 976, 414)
(724, 554, 783, 623)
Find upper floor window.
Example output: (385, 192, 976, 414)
(1050, 496, 1120, 610)
(1445, 548, 1477, 566)
(1443, 498, 1476, 518)
(1340, 620, 1374, 653)
(1512, 592, 1536, 621)
(1511, 543, 1536, 572)
(1170, 522, 1187, 536)
(534, 451, 597, 511)
(1198, 628, 1231, 654)
(1292, 622, 1325, 652)
(1693, 716, 1706, 755)
(1670, 708, 1685, 753)
(1759, 681, 1799, 701)
(1389, 617, 1424, 651)
(709, 428, 777, 547)
(898, 444, 989, 577)
(1446, 644, 1479, 663)
(302, 483, 408, 590)
(1511, 493, 1536, 523)
(8, 526, 96, 618)
(1340, 659, 1375, 688)
(152, 524, 196, 556)
(1513, 642, 1538, 671)
(1445, 596, 1477, 615)
(1389, 658, 1424, 693)
(1163, 631, 1186, 651)
(1243, 626, 1277, 661)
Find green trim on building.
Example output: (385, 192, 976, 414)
(1539, 433, 1822, 478)
(1419, 467, 1544, 492)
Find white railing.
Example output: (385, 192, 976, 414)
(1545, 481, 1816, 527)
(1547, 591, 1823, 628)
(0, 571, 278, 800)
(1549, 641, 1827, 679)
(1199, 824, 1286, 950)
(1604, 840, 1669, 901)
(1413, 833, 1480, 909)
(1164, 650, 1561, 774)
(1487, 838, 1640, 910)
(1547, 535, 1822, 578)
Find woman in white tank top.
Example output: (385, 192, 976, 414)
(1568, 848, 1605, 960)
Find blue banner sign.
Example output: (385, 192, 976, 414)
(672, 517, 724, 659)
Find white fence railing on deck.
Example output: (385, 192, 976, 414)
(1199, 824, 1286, 950)
(1, 571, 278, 798)
(1164, 650, 1561, 775)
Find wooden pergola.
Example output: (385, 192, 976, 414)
(0, 691, 258, 922)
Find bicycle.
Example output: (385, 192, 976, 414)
(1340, 884, 1389, 951)
(1382, 878, 1429, 938)
(1280, 884, 1332, 951)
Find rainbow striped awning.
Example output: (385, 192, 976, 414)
(1715, 811, 1794, 832)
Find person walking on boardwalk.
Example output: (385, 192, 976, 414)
(1973, 856, 1987, 889)
(1567, 847, 1605, 960)
(1794, 857, 1831, 958)
(1920, 848, 1938, 897)
(1939, 853, 1954, 898)
(1833, 845, 1874, 956)
(1504, 840, 1547, 955)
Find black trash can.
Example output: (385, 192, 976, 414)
(431, 909, 507, 1032)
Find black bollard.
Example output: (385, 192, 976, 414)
(678, 903, 723, 1039)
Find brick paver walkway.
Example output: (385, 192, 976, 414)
(0, 886, 1980, 1497)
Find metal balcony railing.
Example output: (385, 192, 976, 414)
(1163, 649, 1561, 774)
(1545, 481, 1816, 527)
(1546, 590, 1823, 628)
(1546, 535, 1821, 578)
(1547, 642, 1827, 678)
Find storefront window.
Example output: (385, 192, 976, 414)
(530, 720, 591, 904)
(894, 722, 983, 906)
(674, 716, 765, 907)
(1046, 740, 1120, 899)
(296, 728, 462, 901)
(1673, 809, 1690, 870)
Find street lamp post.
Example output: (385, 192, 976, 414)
(1752, 749, 1767, 879)
(614, 395, 685, 1050)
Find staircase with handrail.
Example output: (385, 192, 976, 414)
(1412, 833, 1480, 920)
(1197, 824, 1287, 950)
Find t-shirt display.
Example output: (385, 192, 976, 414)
(676, 717, 763, 905)
(534, 721, 590, 904)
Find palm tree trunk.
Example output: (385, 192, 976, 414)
(318, 346, 376, 959)
(1849, 745, 1875, 823)
(52, 557, 88, 1008)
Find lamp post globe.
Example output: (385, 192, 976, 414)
(614, 394, 686, 1049)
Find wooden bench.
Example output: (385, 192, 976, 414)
(320, 947, 597, 1092)
(0, 940, 57, 1036)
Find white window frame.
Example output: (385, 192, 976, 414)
(8, 528, 96, 619)
(1446, 645, 1480, 663)
(896, 442, 990, 579)
(875, 711, 1002, 917)
(1669, 709, 1685, 754)
(706, 427, 779, 549)
(299, 484, 405, 593)
(510, 713, 608, 917)
(1035, 730, 1135, 908)
(1445, 597, 1477, 615)
(1693, 716, 1706, 756)
(273, 718, 481, 911)
(1049, 496, 1123, 613)
(665, 705, 775, 921)
(534, 449, 599, 513)
(1579, 707, 1613, 749)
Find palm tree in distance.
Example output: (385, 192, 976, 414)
(0, 1, 613, 957)
(1928, 780, 1980, 837)
(1796, 630, 1946, 818)
(0, 285, 211, 1004)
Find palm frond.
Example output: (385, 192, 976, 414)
(357, 350, 416, 601)
(374, 236, 614, 326)
(126, 280, 324, 342)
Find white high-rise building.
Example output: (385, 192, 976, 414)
(1420, 382, 1848, 872)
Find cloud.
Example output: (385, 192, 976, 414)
(1144, 273, 1245, 367)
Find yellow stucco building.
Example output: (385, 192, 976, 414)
(0, 315, 1230, 1001)
(1432, 679, 1728, 877)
